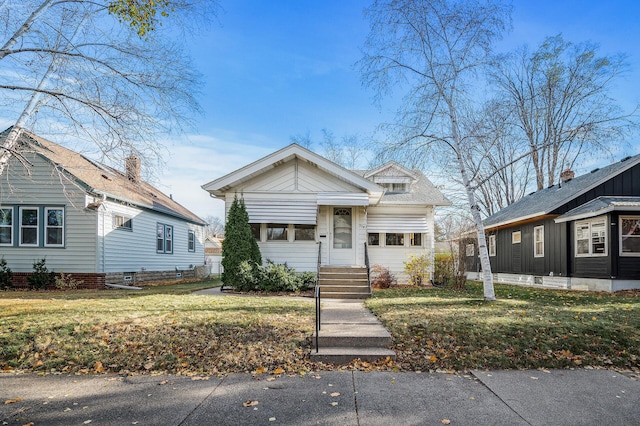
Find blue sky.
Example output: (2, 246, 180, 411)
(5, 1, 640, 220)
(158, 0, 640, 220)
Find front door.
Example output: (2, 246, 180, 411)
(329, 207, 355, 265)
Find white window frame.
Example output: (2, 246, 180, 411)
(294, 224, 315, 241)
(534, 225, 544, 258)
(0, 207, 12, 246)
(619, 216, 640, 257)
(385, 232, 405, 246)
(488, 234, 496, 257)
(466, 243, 474, 257)
(188, 230, 196, 252)
(410, 233, 422, 247)
(512, 231, 521, 244)
(575, 216, 607, 257)
(44, 207, 64, 247)
(19, 207, 39, 247)
(368, 233, 380, 246)
(113, 214, 132, 231)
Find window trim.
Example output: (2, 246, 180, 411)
(19, 206, 39, 247)
(575, 216, 607, 257)
(188, 230, 196, 252)
(385, 232, 405, 247)
(0, 207, 13, 246)
(410, 233, 422, 247)
(113, 214, 133, 231)
(266, 223, 288, 241)
(294, 224, 315, 241)
(512, 231, 521, 244)
(488, 234, 496, 257)
(533, 225, 544, 258)
(619, 215, 640, 257)
(44, 207, 64, 247)
(367, 233, 380, 246)
(156, 223, 174, 254)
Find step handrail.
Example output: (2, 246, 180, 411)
(364, 242, 371, 294)
(314, 283, 320, 353)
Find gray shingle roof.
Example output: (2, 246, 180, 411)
(555, 196, 640, 223)
(484, 154, 640, 228)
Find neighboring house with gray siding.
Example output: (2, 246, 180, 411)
(0, 129, 205, 288)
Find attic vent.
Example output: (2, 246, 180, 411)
(590, 168, 600, 173)
(621, 156, 632, 162)
(101, 174, 112, 181)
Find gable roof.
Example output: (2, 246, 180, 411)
(2, 128, 204, 225)
(484, 154, 640, 229)
(363, 161, 418, 180)
(202, 143, 385, 202)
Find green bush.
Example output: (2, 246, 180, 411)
(231, 260, 315, 292)
(28, 258, 55, 290)
(0, 258, 13, 290)
(54, 272, 84, 290)
(403, 253, 431, 286)
(433, 253, 454, 286)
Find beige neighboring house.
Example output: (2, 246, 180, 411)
(202, 143, 450, 283)
(0, 128, 206, 288)
(205, 235, 223, 275)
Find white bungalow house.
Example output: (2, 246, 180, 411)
(202, 144, 450, 285)
(0, 129, 206, 288)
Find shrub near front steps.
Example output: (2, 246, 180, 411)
(235, 260, 316, 292)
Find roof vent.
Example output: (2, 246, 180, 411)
(621, 156, 632, 162)
(590, 167, 600, 174)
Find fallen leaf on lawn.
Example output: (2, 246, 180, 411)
(429, 355, 437, 363)
(442, 420, 451, 425)
(272, 367, 284, 375)
(2, 365, 13, 371)
(4, 397, 23, 404)
(314, 374, 321, 379)
(243, 400, 259, 407)
(255, 366, 266, 374)
(330, 392, 340, 397)
(94, 361, 105, 373)
(330, 402, 338, 406)
(144, 362, 154, 370)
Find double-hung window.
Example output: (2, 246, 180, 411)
(20, 207, 39, 246)
(188, 230, 196, 252)
(157, 223, 173, 254)
(488, 234, 496, 257)
(0, 208, 12, 246)
(45, 207, 64, 247)
(534, 226, 544, 257)
(620, 216, 640, 256)
(575, 217, 607, 256)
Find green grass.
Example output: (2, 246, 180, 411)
(0, 279, 315, 375)
(366, 282, 640, 372)
(2, 279, 639, 375)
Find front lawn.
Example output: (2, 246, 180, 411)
(367, 282, 640, 372)
(0, 279, 315, 375)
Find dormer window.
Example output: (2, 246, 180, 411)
(381, 182, 408, 193)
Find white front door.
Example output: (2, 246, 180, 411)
(329, 207, 356, 265)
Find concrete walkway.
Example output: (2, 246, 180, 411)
(2, 369, 638, 425)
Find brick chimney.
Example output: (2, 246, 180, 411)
(560, 169, 575, 183)
(125, 154, 140, 183)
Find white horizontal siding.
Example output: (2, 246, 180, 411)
(367, 214, 429, 233)
(236, 162, 296, 192)
(100, 201, 205, 273)
(368, 246, 432, 284)
(0, 154, 98, 272)
(244, 198, 317, 224)
(259, 241, 319, 272)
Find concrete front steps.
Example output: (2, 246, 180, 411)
(310, 299, 396, 364)
(318, 266, 370, 299)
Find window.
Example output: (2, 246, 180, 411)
(382, 182, 408, 193)
(575, 218, 607, 257)
(368, 233, 380, 246)
(386, 233, 404, 246)
(113, 214, 132, 230)
(466, 244, 475, 257)
(267, 223, 288, 241)
(188, 230, 195, 252)
(411, 233, 422, 247)
(620, 216, 640, 256)
(157, 223, 173, 254)
(512, 231, 521, 244)
(20, 207, 39, 246)
(333, 208, 352, 248)
(45, 207, 64, 246)
(488, 235, 496, 257)
(250, 223, 261, 241)
(0, 208, 12, 246)
(534, 225, 544, 257)
(294, 224, 315, 241)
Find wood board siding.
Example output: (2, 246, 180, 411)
(0, 154, 98, 272)
(100, 200, 205, 273)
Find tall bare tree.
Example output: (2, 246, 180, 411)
(0, 0, 216, 174)
(490, 35, 637, 190)
(360, 0, 512, 300)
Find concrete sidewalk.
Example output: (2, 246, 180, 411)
(2, 369, 638, 425)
